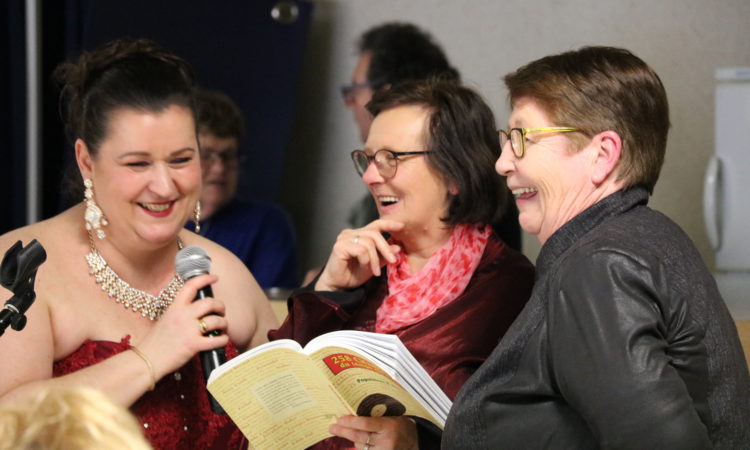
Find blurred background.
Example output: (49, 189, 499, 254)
(4, 0, 750, 301)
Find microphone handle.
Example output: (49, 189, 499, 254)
(200, 349, 226, 414)
(195, 284, 227, 415)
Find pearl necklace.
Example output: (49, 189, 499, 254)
(85, 232, 184, 321)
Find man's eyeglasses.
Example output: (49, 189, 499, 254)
(499, 127, 579, 158)
(351, 149, 430, 178)
(340, 80, 373, 101)
(200, 148, 242, 167)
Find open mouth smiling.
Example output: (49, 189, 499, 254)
(511, 187, 538, 200)
(138, 202, 173, 212)
(378, 196, 399, 206)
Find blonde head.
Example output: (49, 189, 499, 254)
(0, 387, 151, 450)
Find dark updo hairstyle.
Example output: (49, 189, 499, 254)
(55, 37, 197, 198)
(366, 78, 507, 227)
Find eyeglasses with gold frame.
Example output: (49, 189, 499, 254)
(499, 127, 579, 158)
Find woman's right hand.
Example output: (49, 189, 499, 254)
(135, 274, 229, 380)
(315, 219, 404, 292)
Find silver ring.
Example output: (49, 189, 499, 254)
(364, 432, 372, 449)
(352, 235, 360, 244)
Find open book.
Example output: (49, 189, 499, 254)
(207, 330, 451, 450)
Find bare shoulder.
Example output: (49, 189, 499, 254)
(178, 232, 251, 280)
(0, 220, 49, 255)
(2, 206, 96, 328)
(0, 218, 55, 313)
(0, 208, 86, 287)
(0, 207, 89, 393)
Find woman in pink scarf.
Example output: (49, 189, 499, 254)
(270, 79, 534, 449)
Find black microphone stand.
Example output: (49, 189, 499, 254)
(0, 240, 47, 337)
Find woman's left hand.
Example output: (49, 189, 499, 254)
(329, 415, 418, 450)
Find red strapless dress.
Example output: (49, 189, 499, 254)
(53, 336, 245, 450)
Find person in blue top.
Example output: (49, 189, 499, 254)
(187, 89, 299, 288)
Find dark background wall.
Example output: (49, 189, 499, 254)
(1, 0, 29, 233)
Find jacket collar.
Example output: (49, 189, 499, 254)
(536, 186, 650, 278)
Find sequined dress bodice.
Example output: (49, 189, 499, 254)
(53, 336, 243, 450)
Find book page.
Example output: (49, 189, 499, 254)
(208, 346, 354, 450)
(305, 331, 452, 423)
(308, 345, 441, 427)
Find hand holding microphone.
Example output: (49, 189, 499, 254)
(175, 245, 226, 414)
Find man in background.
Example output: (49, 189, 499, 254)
(190, 89, 299, 288)
(341, 22, 521, 250)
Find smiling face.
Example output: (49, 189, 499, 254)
(496, 97, 599, 243)
(198, 132, 239, 220)
(77, 104, 201, 246)
(362, 104, 449, 235)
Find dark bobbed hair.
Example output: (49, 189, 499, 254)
(358, 22, 460, 91)
(194, 88, 245, 143)
(366, 79, 507, 227)
(504, 46, 670, 193)
(54, 37, 197, 199)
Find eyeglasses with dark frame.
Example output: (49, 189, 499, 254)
(340, 77, 387, 102)
(350, 149, 430, 178)
(200, 148, 244, 168)
(339, 80, 373, 101)
(499, 127, 579, 158)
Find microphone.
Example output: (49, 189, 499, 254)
(1, 240, 47, 337)
(175, 245, 226, 414)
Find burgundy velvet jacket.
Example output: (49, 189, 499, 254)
(269, 234, 535, 400)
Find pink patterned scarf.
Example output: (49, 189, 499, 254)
(375, 223, 491, 333)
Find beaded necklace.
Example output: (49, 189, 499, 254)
(85, 231, 184, 321)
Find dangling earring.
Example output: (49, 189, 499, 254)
(83, 178, 108, 239)
(193, 201, 201, 233)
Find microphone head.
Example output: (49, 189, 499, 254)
(175, 246, 212, 280)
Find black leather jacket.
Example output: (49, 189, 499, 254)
(443, 187, 750, 449)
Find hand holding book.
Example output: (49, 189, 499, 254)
(329, 414, 419, 450)
(207, 330, 450, 450)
